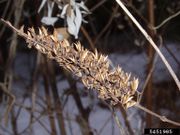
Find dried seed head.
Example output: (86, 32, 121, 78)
(13, 26, 139, 109)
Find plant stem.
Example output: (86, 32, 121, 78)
(115, 0, 180, 91)
(135, 103, 180, 126)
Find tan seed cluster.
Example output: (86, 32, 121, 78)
(7, 24, 139, 108)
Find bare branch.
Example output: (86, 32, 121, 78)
(115, 0, 180, 91)
(152, 10, 180, 30)
(135, 103, 180, 126)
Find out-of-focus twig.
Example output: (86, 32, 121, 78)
(64, 71, 91, 135)
(118, 105, 134, 135)
(112, 110, 126, 135)
(29, 52, 41, 128)
(151, 10, 180, 30)
(90, 0, 107, 12)
(43, 57, 57, 135)
(0, 0, 13, 38)
(11, 108, 18, 135)
(94, 5, 119, 46)
(164, 44, 180, 66)
(145, 0, 156, 127)
(80, 26, 95, 51)
(0, 83, 15, 124)
(139, 37, 163, 103)
(0, 0, 25, 126)
(47, 61, 67, 135)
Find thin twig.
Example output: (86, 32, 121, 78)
(164, 44, 180, 66)
(94, 5, 119, 46)
(0, 83, 16, 124)
(0, 0, 13, 38)
(11, 107, 18, 135)
(64, 71, 91, 135)
(135, 103, 180, 126)
(80, 26, 95, 51)
(112, 109, 126, 135)
(0, 124, 13, 135)
(118, 105, 134, 135)
(66, 112, 73, 135)
(151, 10, 180, 30)
(97, 115, 112, 135)
(90, 0, 107, 12)
(43, 57, 57, 135)
(47, 62, 67, 135)
(29, 52, 41, 128)
(139, 37, 163, 102)
(0, 0, 11, 26)
(18, 108, 48, 135)
(115, 0, 180, 91)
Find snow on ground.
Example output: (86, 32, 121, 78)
(0, 42, 179, 135)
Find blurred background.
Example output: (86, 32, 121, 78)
(0, 0, 180, 134)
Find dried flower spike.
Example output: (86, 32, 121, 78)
(1, 19, 139, 109)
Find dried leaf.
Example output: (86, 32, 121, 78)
(38, 0, 47, 12)
(41, 17, 58, 25)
